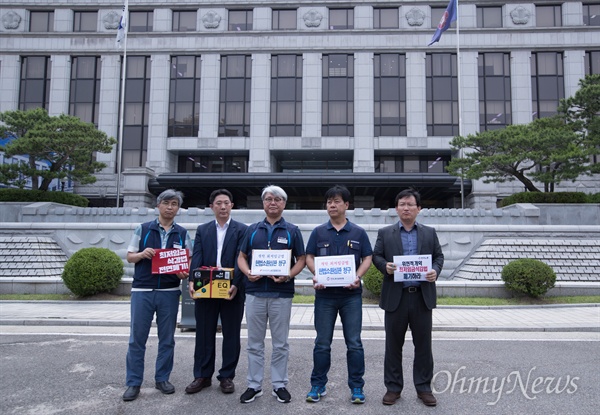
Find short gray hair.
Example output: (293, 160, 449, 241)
(157, 189, 184, 206)
(261, 185, 287, 202)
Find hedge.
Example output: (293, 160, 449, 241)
(0, 188, 89, 207)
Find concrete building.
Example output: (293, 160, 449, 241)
(1, 1, 599, 209)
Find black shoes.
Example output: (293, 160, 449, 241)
(185, 377, 212, 394)
(240, 388, 263, 403)
(122, 386, 140, 401)
(155, 380, 175, 394)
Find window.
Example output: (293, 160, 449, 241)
(173, 10, 196, 32)
(168, 56, 201, 137)
(178, 154, 248, 173)
(537, 5, 562, 27)
(426, 53, 458, 136)
(270, 55, 302, 137)
(229, 10, 253, 31)
(322, 54, 354, 137)
(375, 154, 450, 173)
(70, 56, 101, 125)
(329, 9, 354, 30)
(122, 56, 151, 168)
(531, 52, 564, 119)
(476, 6, 502, 28)
(19, 56, 51, 110)
(585, 51, 600, 75)
(273, 9, 296, 30)
(374, 54, 406, 136)
(432, 7, 456, 28)
(29, 11, 54, 32)
(129, 11, 153, 32)
(73, 11, 97, 32)
(478, 53, 512, 131)
(219, 55, 252, 137)
(583, 4, 600, 26)
(374, 8, 399, 29)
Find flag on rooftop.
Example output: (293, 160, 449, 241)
(428, 0, 458, 46)
(116, 1, 128, 48)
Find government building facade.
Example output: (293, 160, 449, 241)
(1, 1, 599, 209)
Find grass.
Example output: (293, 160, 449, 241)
(1, 293, 599, 306)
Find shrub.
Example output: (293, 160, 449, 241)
(500, 191, 587, 207)
(62, 248, 124, 296)
(363, 264, 384, 298)
(501, 258, 556, 298)
(587, 192, 600, 203)
(0, 188, 88, 207)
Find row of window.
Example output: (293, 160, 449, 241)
(18, 51, 599, 169)
(176, 154, 450, 174)
(28, 4, 600, 32)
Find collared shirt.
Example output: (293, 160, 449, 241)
(399, 222, 420, 287)
(215, 218, 231, 267)
(128, 219, 193, 292)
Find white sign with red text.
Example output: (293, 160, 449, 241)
(315, 255, 356, 287)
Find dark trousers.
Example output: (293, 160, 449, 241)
(193, 292, 245, 380)
(383, 290, 433, 393)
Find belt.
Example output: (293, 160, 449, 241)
(403, 286, 421, 293)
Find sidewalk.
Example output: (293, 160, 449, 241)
(0, 301, 598, 332)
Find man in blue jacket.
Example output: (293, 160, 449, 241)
(185, 189, 248, 395)
(305, 185, 372, 405)
(237, 185, 306, 404)
(123, 189, 192, 402)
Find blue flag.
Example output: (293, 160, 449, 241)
(428, 0, 457, 46)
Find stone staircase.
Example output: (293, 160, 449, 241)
(0, 236, 67, 278)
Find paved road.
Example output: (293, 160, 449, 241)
(1, 326, 599, 415)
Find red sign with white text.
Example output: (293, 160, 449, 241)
(151, 249, 190, 274)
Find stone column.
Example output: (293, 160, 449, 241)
(510, 51, 532, 125)
(302, 53, 322, 138)
(353, 52, 374, 172)
(48, 55, 70, 116)
(249, 53, 271, 172)
(564, 50, 586, 98)
(0, 55, 20, 112)
(146, 54, 173, 174)
(460, 51, 479, 136)
(122, 167, 156, 207)
(199, 54, 220, 139)
(406, 52, 427, 139)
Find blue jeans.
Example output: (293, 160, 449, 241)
(311, 294, 365, 389)
(126, 290, 180, 386)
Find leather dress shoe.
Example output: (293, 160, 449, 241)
(220, 378, 235, 394)
(382, 390, 401, 405)
(122, 386, 140, 401)
(417, 391, 437, 407)
(155, 380, 175, 394)
(185, 377, 211, 394)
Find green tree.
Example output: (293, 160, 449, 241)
(0, 108, 116, 191)
(558, 74, 600, 176)
(448, 117, 588, 192)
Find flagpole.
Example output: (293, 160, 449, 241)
(116, 2, 128, 208)
(455, 0, 465, 209)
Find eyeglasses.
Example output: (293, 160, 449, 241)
(263, 197, 284, 203)
(398, 203, 417, 208)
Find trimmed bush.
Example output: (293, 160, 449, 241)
(501, 258, 556, 298)
(500, 191, 588, 207)
(0, 188, 88, 207)
(62, 248, 124, 297)
(363, 264, 384, 298)
(587, 192, 600, 203)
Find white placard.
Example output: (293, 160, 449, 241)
(314, 255, 356, 287)
(251, 249, 292, 276)
(393, 255, 432, 282)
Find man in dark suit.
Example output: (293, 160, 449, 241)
(373, 189, 444, 407)
(185, 189, 248, 395)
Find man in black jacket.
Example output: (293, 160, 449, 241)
(373, 189, 444, 407)
(185, 189, 248, 395)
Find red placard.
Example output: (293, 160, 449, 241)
(151, 249, 190, 274)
